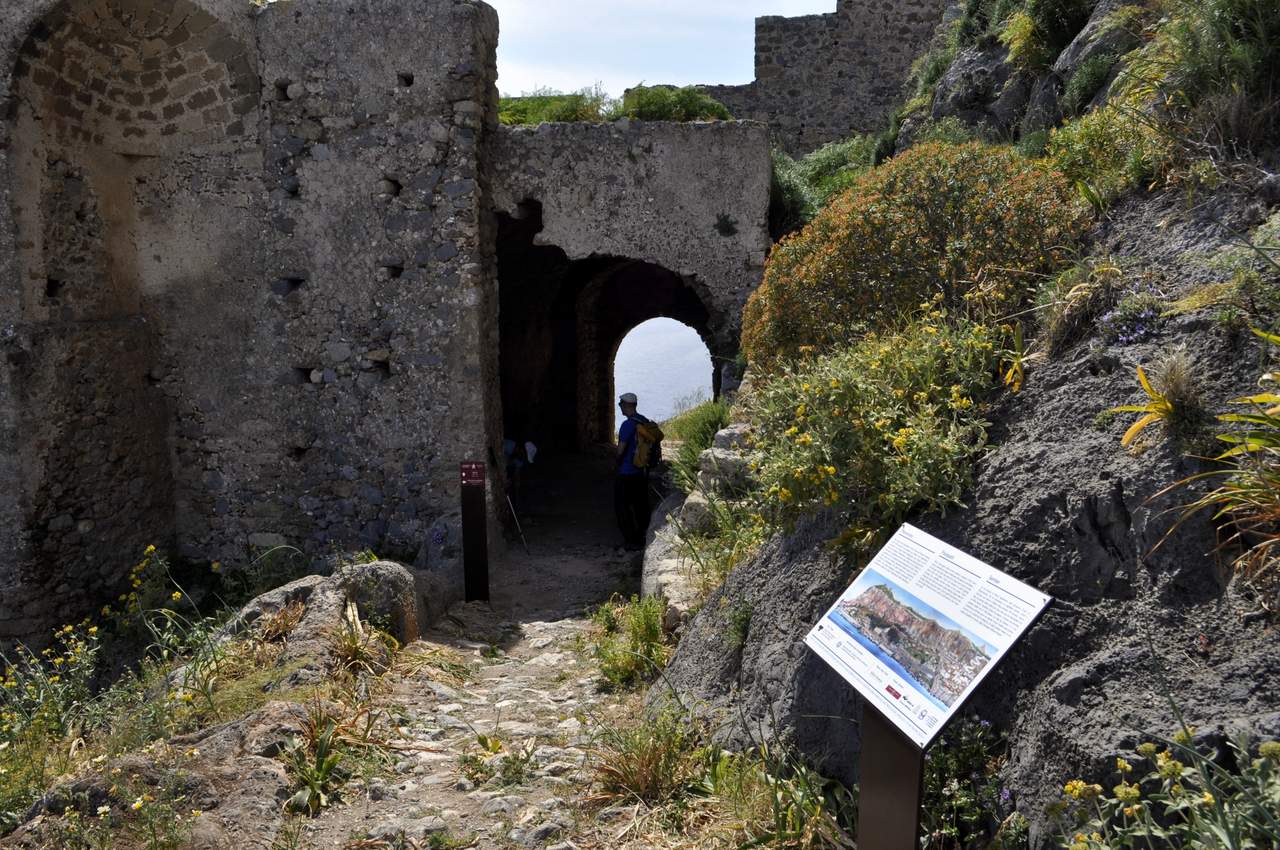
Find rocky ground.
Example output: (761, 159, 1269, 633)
(293, 452, 650, 850)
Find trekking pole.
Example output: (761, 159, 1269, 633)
(506, 494, 531, 555)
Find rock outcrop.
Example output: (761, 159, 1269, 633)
(659, 187, 1280, 848)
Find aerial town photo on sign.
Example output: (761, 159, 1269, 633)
(830, 569, 997, 710)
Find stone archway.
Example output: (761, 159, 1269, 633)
(495, 200, 728, 456)
(1, 0, 260, 637)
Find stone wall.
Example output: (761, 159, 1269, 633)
(253, 0, 502, 610)
(703, 0, 949, 154)
(1, 0, 265, 639)
(489, 121, 771, 447)
(0, 0, 773, 644)
(0, 0, 503, 642)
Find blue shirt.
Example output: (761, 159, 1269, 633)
(618, 416, 644, 475)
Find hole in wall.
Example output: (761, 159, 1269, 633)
(288, 367, 314, 385)
(271, 275, 307, 297)
(378, 177, 402, 199)
(275, 79, 292, 101)
(397, 72, 415, 88)
(287, 445, 310, 461)
(379, 264, 404, 281)
(45, 277, 65, 299)
(372, 360, 392, 382)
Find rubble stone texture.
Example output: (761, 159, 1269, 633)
(702, 0, 950, 155)
(0, 0, 776, 643)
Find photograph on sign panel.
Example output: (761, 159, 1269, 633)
(827, 569, 997, 710)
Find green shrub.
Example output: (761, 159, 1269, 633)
(663, 399, 730, 493)
(922, 718, 1015, 850)
(742, 142, 1087, 370)
(746, 317, 1007, 550)
(913, 116, 981, 147)
(954, 0, 1020, 47)
(1046, 102, 1172, 208)
(607, 86, 731, 122)
(1000, 0, 1094, 71)
(589, 595, 671, 690)
(499, 86, 609, 125)
(1061, 52, 1119, 117)
(768, 137, 877, 237)
(769, 149, 814, 239)
(1121, 0, 1280, 153)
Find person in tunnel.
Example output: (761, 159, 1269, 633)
(614, 392, 658, 551)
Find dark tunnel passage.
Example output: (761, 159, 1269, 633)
(496, 200, 722, 456)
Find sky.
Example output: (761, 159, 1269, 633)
(483, 0, 837, 98)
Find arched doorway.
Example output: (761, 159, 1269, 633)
(494, 199, 730, 548)
(3, 0, 260, 632)
(496, 200, 728, 456)
(613, 318, 714, 431)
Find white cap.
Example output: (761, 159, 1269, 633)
(619, 392, 638, 404)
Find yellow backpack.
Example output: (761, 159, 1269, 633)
(632, 421, 665, 469)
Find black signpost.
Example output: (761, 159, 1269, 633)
(856, 708, 925, 850)
(460, 461, 489, 602)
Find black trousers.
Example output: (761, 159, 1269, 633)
(614, 473, 651, 546)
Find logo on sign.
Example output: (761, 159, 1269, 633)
(885, 685, 901, 700)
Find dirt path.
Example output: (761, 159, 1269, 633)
(300, 453, 645, 849)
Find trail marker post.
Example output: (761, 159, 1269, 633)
(804, 524, 1051, 849)
(460, 461, 489, 602)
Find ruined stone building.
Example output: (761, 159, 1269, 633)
(0, 0, 945, 642)
(704, 0, 948, 154)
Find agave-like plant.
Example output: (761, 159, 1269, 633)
(1110, 365, 1176, 447)
(1157, 329, 1280, 602)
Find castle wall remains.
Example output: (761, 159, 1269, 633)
(0, 0, 772, 643)
(703, 0, 949, 154)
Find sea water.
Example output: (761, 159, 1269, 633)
(613, 318, 714, 429)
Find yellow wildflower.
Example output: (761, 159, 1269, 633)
(1114, 782, 1140, 803)
(1116, 757, 1132, 774)
(171, 591, 183, 602)
(1063, 780, 1102, 800)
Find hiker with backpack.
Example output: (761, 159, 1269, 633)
(615, 392, 663, 551)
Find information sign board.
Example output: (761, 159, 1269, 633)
(805, 524, 1051, 750)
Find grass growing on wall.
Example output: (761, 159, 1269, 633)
(664, 399, 731, 493)
(499, 85, 732, 127)
(499, 86, 610, 125)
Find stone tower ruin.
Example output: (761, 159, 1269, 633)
(0, 0, 947, 642)
(704, 0, 950, 154)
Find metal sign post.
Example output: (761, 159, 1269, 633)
(460, 461, 489, 602)
(857, 707, 925, 850)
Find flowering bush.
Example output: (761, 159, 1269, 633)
(743, 142, 1087, 371)
(923, 717, 1022, 850)
(746, 315, 1007, 552)
(1052, 734, 1280, 850)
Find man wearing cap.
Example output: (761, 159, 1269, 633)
(615, 392, 651, 551)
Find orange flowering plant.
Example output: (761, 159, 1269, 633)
(743, 141, 1088, 372)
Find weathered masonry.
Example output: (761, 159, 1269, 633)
(703, 0, 949, 155)
(0, 0, 771, 641)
